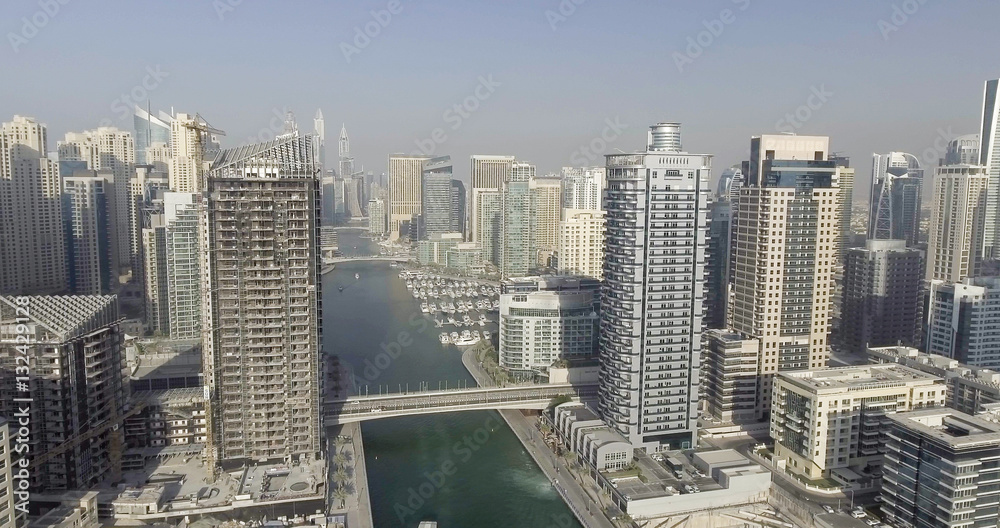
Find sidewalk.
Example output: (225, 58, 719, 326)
(462, 348, 615, 528)
(328, 422, 373, 528)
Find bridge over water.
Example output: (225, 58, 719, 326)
(324, 383, 598, 424)
(326, 255, 410, 264)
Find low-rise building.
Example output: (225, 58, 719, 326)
(417, 233, 463, 266)
(881, 409, 1000, 528)
(702, 330, 759, 424)
(771, 364, 946, 485)
(868, 345, 1000, 416)
(444, 243, 483, 274)
(553, 403, 631, 472)
(499, 276, 600, 373)
(29, 491, 101, 528)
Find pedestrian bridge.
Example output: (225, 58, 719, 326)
(324, 383, 598, 424)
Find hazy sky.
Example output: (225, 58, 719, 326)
(4, 0, 998, 201)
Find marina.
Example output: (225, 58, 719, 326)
(401, 270, 501, 342)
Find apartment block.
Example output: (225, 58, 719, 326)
(771, 365, 945, 483)
(421, 156, 453, 238)
(142, 215, 169, 334)
(702, 330, 759, 424)
(599, 123, 710, 450)
(0, 116, 68, 295)
(164, 193, 202, 340)
(881, 409, 1000, 528)
(557, 209, 605, 280)
(367, 197, 387, 236)
(500, 164, 533, 278)
(472, 188, 501, 265)
(499, 276, 600, 373)
(388, 154, 430, 238)
(561, 167, 605, 211)
(529, 176, 562, 267)
(0, 296, 126, 491)
(925, 165, 989, 282)
(840, 240, 923, 354)
(203, 135, 322, 467)
(705, 199, 731, 330)
(62, 170, 116, 295)
(925, 276, 1000, 368)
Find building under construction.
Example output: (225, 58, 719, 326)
(203, 133, 323, 468)
(0, 295, 126, 491)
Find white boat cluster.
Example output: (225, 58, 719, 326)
(439, 329, 491, 347)
(399, 270, 500, 347)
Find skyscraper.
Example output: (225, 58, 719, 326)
(0, 116, 68, 295)
(705, 199, 731, 330)
(142, 214, 169, 334)
(471, 154, 516, 190)
(313, 108, 325, 169)
(841, 240, 923, 354)
(133, 105, 172, 165)
(925, 276, 1000, 368)
(561, 166, 605, 211)
(499, 163, 533, 277)
(529, 176, 562, 267)
(368, 197, 387, 236)
(388, 154, 430, 238)
(724, 135, 840, 420)
(203, 133, 322, 467)
(716, 165, 744, 202)
(62, 170, 115, 295)
(944, 133, 980, 166)
(599, 123, 710, 450)
(421, 156, 454, 238)
(472, 188, 501, 265)
(925, 165, 989, 282)
(471, 155, 515, 248)
(58, 126, 135, 273)
(164, 192, 202, 340)
(979, 79, 1000, 260)
(557, 209, 605, 280)
(339, 124, 353, 178)
(870, 152, 923, 246)
(450, 179, 466, 237)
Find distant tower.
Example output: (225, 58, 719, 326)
(339, 124, 353, 178)
(282, 111, 298, 137)
(313, 109, 325, 168)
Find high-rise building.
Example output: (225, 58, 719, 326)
(203, 134, 322, 467)
(142, 214, 169, 334)
(771, 365, 945, 482)
(450, 179, 466, 237)
(133, 105, 172, 165)
(58, 127, 136, 274)
(421, 156, 454, 238)
(164, 192, 202, 340)
(388, 154, 430, 238)
(716, 165, 744, 203)
(0, 295, 126, 490)
(339, 124, 353, 179)
(944, 133, 980, 166)
(561, 167, 605, 211)
(529, 176, 562, 267)
(471, 155, 515, 248)
(0, 116, 68, 295)
(313, 109, 325, 169)
(499, 276, 600, 373)
(368, 197, 387, 236)
(840, 240, 923, 354)
(925, 276, 1000, 368)
(747, 134, 830, 186)
(168, 113, 211, 193)
(869, 152, 923, 246)
(833, 163, 854, 262)
(472, 188, 501, 265)
(925, 165, 989, 282)
(599, 123, 710, 450)
(500, 163, 533, 278)
(557, 209, 605, 280)
(980, 79, 1000, 260)
(725, 135, 840, 420)
(62, 170, 116, 295)
(705, 199, 732, 330)
(881, 409, 1000, 528)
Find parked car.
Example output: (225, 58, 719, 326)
(823, 505, 835, 514)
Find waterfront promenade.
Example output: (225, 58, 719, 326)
(461, 349, 615, 528)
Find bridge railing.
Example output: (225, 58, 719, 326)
(325, 385, 598, 417)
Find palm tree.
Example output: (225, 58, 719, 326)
(333, 452, 348, 470)
(333, 435, 348, 452)
(332, 486, 348, 509)
(333, 468, 349, 487)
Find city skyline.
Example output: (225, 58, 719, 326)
(3, 1, 998, 200)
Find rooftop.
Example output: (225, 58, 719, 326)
(779, 364, 942, 393)
(0, 295, 118, 341)
(889, 408, 1000, 449)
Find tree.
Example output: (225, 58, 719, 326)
(332, 486, 348, 509)
(547, 394, 572, 411)
(333, 435, 349, 452)
(333, 468, 349, 487)
(333, 452, 349, 469)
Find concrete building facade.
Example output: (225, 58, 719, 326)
(62, 170, 116, 295)
(561, 167, 605, 211)
(926, 165, 989, 282)
(925, 276, 1000, 368)
(703, 330, 759, 424)
(387, 154, 430, 238)
(598, 123, 710, 450)
(557, 209, 605, 280)
(203, 135, 323, 467)
(529, 176, 562, 267)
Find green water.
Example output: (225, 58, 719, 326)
(322, 231, 581, 527)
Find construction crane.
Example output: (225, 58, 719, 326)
(178, 113, 226, 190)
